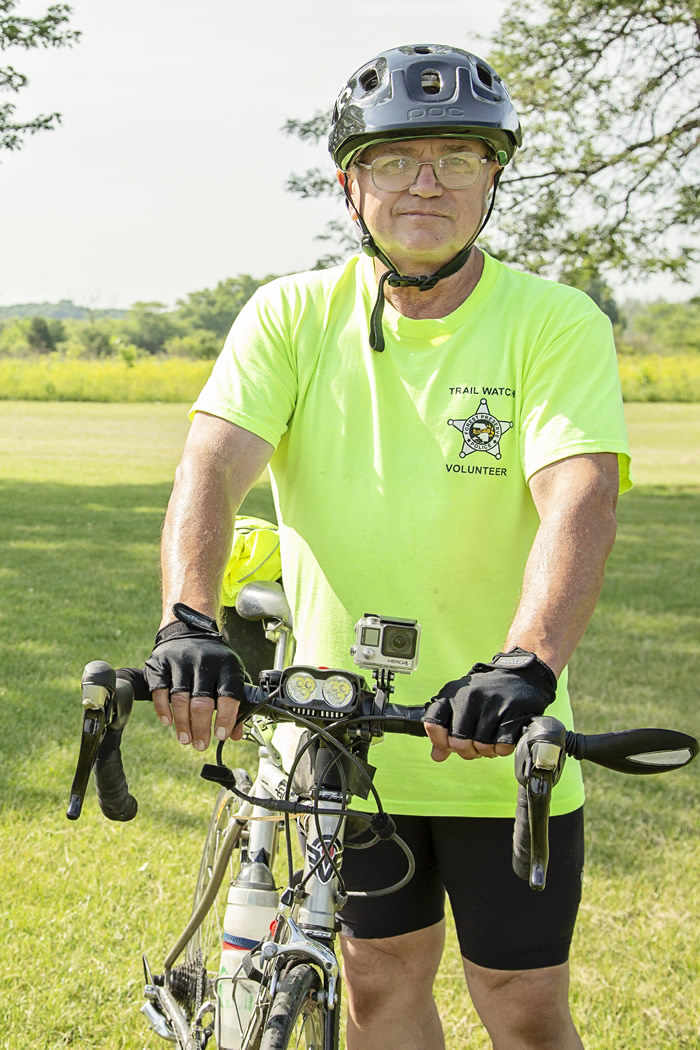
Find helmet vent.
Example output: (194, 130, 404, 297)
(476, 63, 494, 88)
(420, 70, 442, 95)
(413, 46, 433, 55)
(359, 68, 380, 92)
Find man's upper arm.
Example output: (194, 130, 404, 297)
(183, 411, 275, 506)
(528, 452, 620, 523)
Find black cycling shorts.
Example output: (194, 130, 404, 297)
(338, 808, 584, 971)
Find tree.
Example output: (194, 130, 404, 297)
(76, 321, 114, 358)
(617, 297, 700, 355)
(559, 271, 622, 326)
(175, 275, 278, 340)
(284, 2, 699, 282)
(1, 1, 80, 152)
(125, 301, 180, 355)
(487, 0, 698, 281)
(26, 314, 64, 351)
(282, 115, 351, 268)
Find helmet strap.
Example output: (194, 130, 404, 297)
(342, 170, 502, 352)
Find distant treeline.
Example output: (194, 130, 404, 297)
(0, 300, 127, 321)
(0, 275, 276, 362)
(0, 275, 698, 361)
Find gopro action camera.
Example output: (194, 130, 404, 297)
(350, 614, 421, 674)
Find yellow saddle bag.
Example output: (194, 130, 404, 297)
(220, 515, 282, 608)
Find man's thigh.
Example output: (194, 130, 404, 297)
(338, 814, 445, 939)
(338, 809, 584, 970)
(435, 809, 584, 970)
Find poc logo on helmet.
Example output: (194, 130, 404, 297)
(408, 107, 465, 119)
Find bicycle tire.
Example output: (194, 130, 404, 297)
(259, 964, 328, 1050)
(185, 787, 246, 977)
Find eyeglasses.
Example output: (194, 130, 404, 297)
(354, 151, 491, 191)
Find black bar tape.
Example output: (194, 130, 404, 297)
(511, 782, 531, 882)
(380, 703, 427, 736)
(94, 729, 138, 821)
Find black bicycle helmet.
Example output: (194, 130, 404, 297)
(329, 44, 521, 171)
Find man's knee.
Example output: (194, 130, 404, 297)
(463, 959, 581, 1049)
(341, 923, 444, 1013)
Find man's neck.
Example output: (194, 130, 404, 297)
(373, 247, 484, 320)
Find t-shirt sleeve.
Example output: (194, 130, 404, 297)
(189, 284, 298, 448)
(519, 300, 632, 492)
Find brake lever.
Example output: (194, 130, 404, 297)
(513, 716, 567, 891)
(525, 768, 555, 889)
(66, 661, 118, 820)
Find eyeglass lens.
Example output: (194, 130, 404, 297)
(369, 153, 486, 190)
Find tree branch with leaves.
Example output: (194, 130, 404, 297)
(1, 0, 80, 152)
(488, 0, 699, 282)
(283, 1, 698, 284)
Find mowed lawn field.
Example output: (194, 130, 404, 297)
(0, 402, 698, 1050)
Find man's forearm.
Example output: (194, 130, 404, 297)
(160, 454, 238, 627)
(504, 454, 619, 678)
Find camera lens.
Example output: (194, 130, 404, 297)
(382, 625, 417, 659)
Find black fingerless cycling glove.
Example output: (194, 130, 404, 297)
(422, 648, 557, 746)
(143, 603, 245, 698)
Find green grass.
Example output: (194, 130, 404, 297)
(0, 402, 698, 1049)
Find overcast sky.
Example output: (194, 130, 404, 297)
(0, 0, 693, 309)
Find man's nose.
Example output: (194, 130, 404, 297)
(408, 161, 443, 196)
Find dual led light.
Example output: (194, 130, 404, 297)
(284, 670, 355, 710)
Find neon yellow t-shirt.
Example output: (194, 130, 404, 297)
(191, 251, 631, 817)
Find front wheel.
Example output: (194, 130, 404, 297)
(186, 787, 245, 972)
(259, 965, 330, 1050)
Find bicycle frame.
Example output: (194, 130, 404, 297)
(145, 717, 352, 1049)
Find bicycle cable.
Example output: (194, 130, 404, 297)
(212, 706, 385, 820)
(284, 717, 416, 898)
(211, 704, 417, 897)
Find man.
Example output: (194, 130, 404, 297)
(145, 45, 631, 1050)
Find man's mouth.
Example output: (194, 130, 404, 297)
(396, 210, 451, 218)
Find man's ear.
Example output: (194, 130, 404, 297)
(484, 163, 502, 207)
(487, 161, 503, 192)
(338, 168, 360, 222)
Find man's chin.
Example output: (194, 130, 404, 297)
(379, 243, 463, 276)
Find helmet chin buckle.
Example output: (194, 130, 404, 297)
(361, 235, 378, 258)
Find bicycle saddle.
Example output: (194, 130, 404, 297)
(235, 580, 293, 630)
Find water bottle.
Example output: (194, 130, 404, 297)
(217, 861, 279, 1050)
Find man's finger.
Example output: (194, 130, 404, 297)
(213, 695, 241, 742)
(423, 722, 451, 762)
(170, 691, 193, 745)
(151, 687, 173, 726)
(448, 736, 483, 760)
(190, 694, 216, 751)
(472, 740, 500, 758)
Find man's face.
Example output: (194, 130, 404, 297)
(342, 137, 501, 275)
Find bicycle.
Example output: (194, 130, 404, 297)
(66, 580, 698, 1050)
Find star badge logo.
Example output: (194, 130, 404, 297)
(448, 397, 513, 460)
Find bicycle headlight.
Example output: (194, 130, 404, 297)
(322, 675, 354, 709)
(280, 665, 364, 716)
(285, 671, 316, 705)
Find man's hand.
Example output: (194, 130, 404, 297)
(144, 603, 246, 750)
(422, 648, 557, 762)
